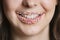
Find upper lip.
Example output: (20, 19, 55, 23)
(16, 11, 45, 15)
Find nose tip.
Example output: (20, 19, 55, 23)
(22, 0, 37, 8)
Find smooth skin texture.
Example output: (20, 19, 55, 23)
(3, 0, 57, 40)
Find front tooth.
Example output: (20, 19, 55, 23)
(24, 14, 38, 19)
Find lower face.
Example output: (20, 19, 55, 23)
(3, 0, 57, 36)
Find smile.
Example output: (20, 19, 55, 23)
(16, 11, 45, 24)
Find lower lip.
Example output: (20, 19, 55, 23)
(17, 13, 45, 24)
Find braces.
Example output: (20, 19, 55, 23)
(19, 13, 39, 19)
(16, 11, 42, 19)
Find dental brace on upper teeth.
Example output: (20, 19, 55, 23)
(24, 14, 38, 19)
(20, 13, 38, 19)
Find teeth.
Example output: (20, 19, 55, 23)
(24, 14, 38, 19)
(19, 13, 38, 19)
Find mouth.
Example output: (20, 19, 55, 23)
(16, 11, 45, 24)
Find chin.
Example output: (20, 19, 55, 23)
(15, 22, 46, 36)
(19, 28, 42, 36)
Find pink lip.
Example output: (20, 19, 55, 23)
(17, 12, 45, 24)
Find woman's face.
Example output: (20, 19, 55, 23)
(3, 0, 57, 35)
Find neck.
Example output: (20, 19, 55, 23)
(11, 25, 49, 40)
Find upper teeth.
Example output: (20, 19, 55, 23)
(24, 14, 38, 19)
(20, 13, 38, 19)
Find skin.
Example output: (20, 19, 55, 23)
(3, 0, 57, 40)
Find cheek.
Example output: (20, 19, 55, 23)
(3, 0, 22, 11)
(41, 0, 56, 11)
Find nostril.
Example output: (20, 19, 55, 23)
(34, 4, 37, 6)
(22, 0, 37, 8)
(22, 0, 30, 8)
